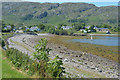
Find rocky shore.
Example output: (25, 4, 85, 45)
(7, 34, 119, 78)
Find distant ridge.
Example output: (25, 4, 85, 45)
(2, 2, 118, 27)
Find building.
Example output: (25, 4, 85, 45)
(26, 27, 30, 30)
(4, 25, 11, 30)
(80, 29, 85, 31)
(61, 26, 72, 30)
(85, 26, 90, 29)
(96, 28, 109, 32)
(93, 26, 98, 29)
(55, 26, 58, 30)
(19, 27, 22, 30)
(30, 26, 40, 32)
(15, 30, 23, 33)
(94, 26, 109, 32)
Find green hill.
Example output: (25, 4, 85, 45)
(2, 2, 118, 27)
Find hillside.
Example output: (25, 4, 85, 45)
(2, 2, 118, 27)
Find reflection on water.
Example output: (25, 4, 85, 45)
(68, 36, 119, 46)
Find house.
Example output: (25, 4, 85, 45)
(26, 27, 30, 30)
(15, 30, 23, 33)
(30, 26, 40, 32)
(61, 26, 72, 30)
(106, 31, 110, 34)
(4, 25, 11, 30)
(55, 26, 58, 29)
(84, 30, 87, 33)
(80, 29, 85, 31)
(93, 26, 109, 32)
(85, 26, 90, 29)
(19, 27, 22, 30)
(93, 26, 98, 29)
(96, 28, 109, 32)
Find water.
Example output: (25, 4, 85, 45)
(68, 36, 119, 46)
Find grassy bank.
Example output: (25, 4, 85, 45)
(48, 35, 118, 62)
(0, 47, 29, 78)
(0, 47, 2, 79)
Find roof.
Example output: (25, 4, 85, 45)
(6, 25, 11, 29)
(85, 26, 90, 29)
(62, 26, 72, 29)
(97, 28, 108, 29)
(30, 27, 40, 31)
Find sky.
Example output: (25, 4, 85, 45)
(22, 0, 119, 7)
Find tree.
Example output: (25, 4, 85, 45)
(32, 38, 65, 78)
(33, 38, 50, 62)
(101, 24, 111, 29)
(38, 24, 45, 30)
(59, 30, 68, 35)
(47, 55, 65, 78)
(89, 25, 94, 30)
(74, 23, 82, 31)
(10, 24, 15, 31)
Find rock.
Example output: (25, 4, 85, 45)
(87, 66, 90, 68)
(99, 70, 102, 73)
(64, 58, 68, 62)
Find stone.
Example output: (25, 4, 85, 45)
(64, 58, 68, 62)
(99, 70, 102, 72)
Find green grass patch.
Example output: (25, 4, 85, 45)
(1, 47, 29, 78)
(0, 47, 2, 79)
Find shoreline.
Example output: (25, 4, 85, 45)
(89, 34, 119, 36)
(6, 34, 119, 78)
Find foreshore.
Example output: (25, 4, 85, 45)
(7, 34, 119, 78)
(89, 34, 119, 36)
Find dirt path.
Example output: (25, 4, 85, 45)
(7, 34, 119, 78)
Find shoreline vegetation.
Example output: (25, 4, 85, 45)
(1, 36, 65, 78)
(0, 47, 29, 78)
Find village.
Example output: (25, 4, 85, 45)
(2, 24, 111, 34)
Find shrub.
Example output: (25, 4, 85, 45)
(5, 38, 65, 78)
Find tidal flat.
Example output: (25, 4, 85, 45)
(7, 34, 119, 78)
(48, 35, 118, 62)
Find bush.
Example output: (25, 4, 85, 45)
(5, 38, 65, 78)
(0, 38, 5, 47)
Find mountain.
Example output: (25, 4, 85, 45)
(2, 2, 118, 27)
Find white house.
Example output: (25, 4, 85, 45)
(15, 30, 23, 33)
(19, 27, 22, 30)
(85, 26, 90, 29)
(30, 26, 40, 32)
(4, 25, 11, 30)
(80, 29, 85, 32)
(61, 26, 72, 30)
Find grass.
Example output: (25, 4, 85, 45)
(1, 47, 29, 78)
(0, 47, 2, 79)
(48, 35, 118, 62)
